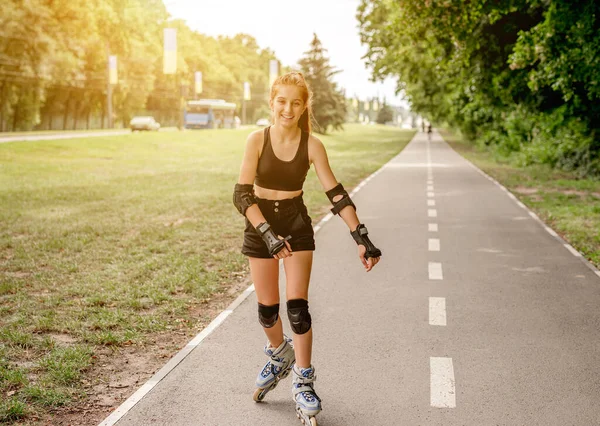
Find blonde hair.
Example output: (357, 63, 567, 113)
(270, 71, 313, 134)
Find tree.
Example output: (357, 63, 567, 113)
(298, 34, 346, 134)
(357, 0, 600, 176)
(376, 100, 393, 124)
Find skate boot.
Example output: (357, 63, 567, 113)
(292, 364, 322, 426)
(253, 335, 296, 402)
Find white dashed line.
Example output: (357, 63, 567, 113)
(564, 244, 582, 257)
(429, 239, 440, 251)
(427, 192, 435, 197)
(430, 357, 456, 408)
(428, 209, 438, 218)
(428, 262, 443, 280)
(429, 223, 438, 232)
(428, 200, 436, 206)
(429, 297, 447, 326)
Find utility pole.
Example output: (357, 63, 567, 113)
(106, 42, 113, 129)
(243, 82, 251, 125)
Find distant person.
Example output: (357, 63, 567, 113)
(427, 123, 433, 140)
(233, 72, 381, 425)
(422, 121, 425, 132)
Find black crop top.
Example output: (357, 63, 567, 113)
(255, 126, 310, 191)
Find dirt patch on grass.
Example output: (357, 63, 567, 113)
(28, 274, 253, 426)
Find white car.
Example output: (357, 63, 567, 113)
(256, 118, 270, 127)
(130, 116, 160, 131)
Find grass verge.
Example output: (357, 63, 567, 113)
(0, 123, 415, 422)
(440, 129, 600, 268)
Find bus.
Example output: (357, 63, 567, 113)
(184, 99, 237, 129)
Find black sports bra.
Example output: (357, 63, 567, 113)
(255, 126, 310, 191)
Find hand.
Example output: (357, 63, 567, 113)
(273, 236, 293, 259)
(358, 245, 380, 272)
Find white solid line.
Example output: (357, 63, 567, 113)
(429, 297, 447, 326)
(517, 201, 526, 209)
(508, 193, 517, 200)
(544, 227, 558, 237)
(528, 211, 538, 219)
(429, 262, 443, 280)
(429, 239, 440, 251)
(427, 185, 434, 191)
(428, 199, 436, 206)
(596, 271, 600, 278)
(564, 244, 582, 257)
(429, 223, 438, 232)
(427, 192, 435, 197)
(321, 213, 333, 223)
(428, 209, 438, 218)
(430, 357, 456, 408)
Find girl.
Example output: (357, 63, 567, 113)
(233, 72, 382, 426)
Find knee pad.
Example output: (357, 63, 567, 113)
(258, 303, 279, 328)
(287, 299, 312, 335)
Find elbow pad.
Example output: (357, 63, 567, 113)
(326, 183, 356, 215)
(233, 183, 257, 216)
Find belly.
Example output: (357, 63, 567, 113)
(254, 185, 303, 200)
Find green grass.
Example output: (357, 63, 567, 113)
(441, 129, 600, 267)
(0, 123, 415, 422)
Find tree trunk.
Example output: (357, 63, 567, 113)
(62, 94, 69, 131)
(0, 83, 5, 132)
(12, 85, 21, 131)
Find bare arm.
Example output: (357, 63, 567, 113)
(311, 137, 360, 231)
(310, 136, 381, 271)
(237, 132, 268, 228)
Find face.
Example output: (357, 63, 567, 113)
(270, 85, 306, 128)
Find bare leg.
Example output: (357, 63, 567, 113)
(249, 257, 283, 347)
(283, 251, 314, 368)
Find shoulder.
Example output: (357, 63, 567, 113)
(245, 128, 266, 152)
(307, 133, 326, 164)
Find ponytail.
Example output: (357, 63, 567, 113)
(298, 108, 311, 134)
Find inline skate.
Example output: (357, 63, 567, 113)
(253, 335, 295, 402)
(292, 364, 321, 426)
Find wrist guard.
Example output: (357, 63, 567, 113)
(256, 222, 292, 256)
(351, 224, 382, 260)
(233, 183, 257, 216)
(326, 183, 356, 215)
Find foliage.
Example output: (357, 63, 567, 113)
(376, 101, 394, 124)
(0, 0, 278, 131)
(298, 34, 347, 134)
(357, 0, 600, 177)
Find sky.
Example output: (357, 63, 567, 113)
(164, 0, 409, 109)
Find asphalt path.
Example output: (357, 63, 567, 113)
(102, 131, 600, 426)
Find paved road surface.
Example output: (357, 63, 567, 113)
(101, 131, 600, 426)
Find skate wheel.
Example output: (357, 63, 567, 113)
(253, 387, 266, 402)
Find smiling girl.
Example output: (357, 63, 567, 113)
(233, 71, 382, 425)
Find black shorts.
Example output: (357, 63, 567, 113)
(242, 193, 315, 258)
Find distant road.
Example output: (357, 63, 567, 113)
(0, 127, 179, 143)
